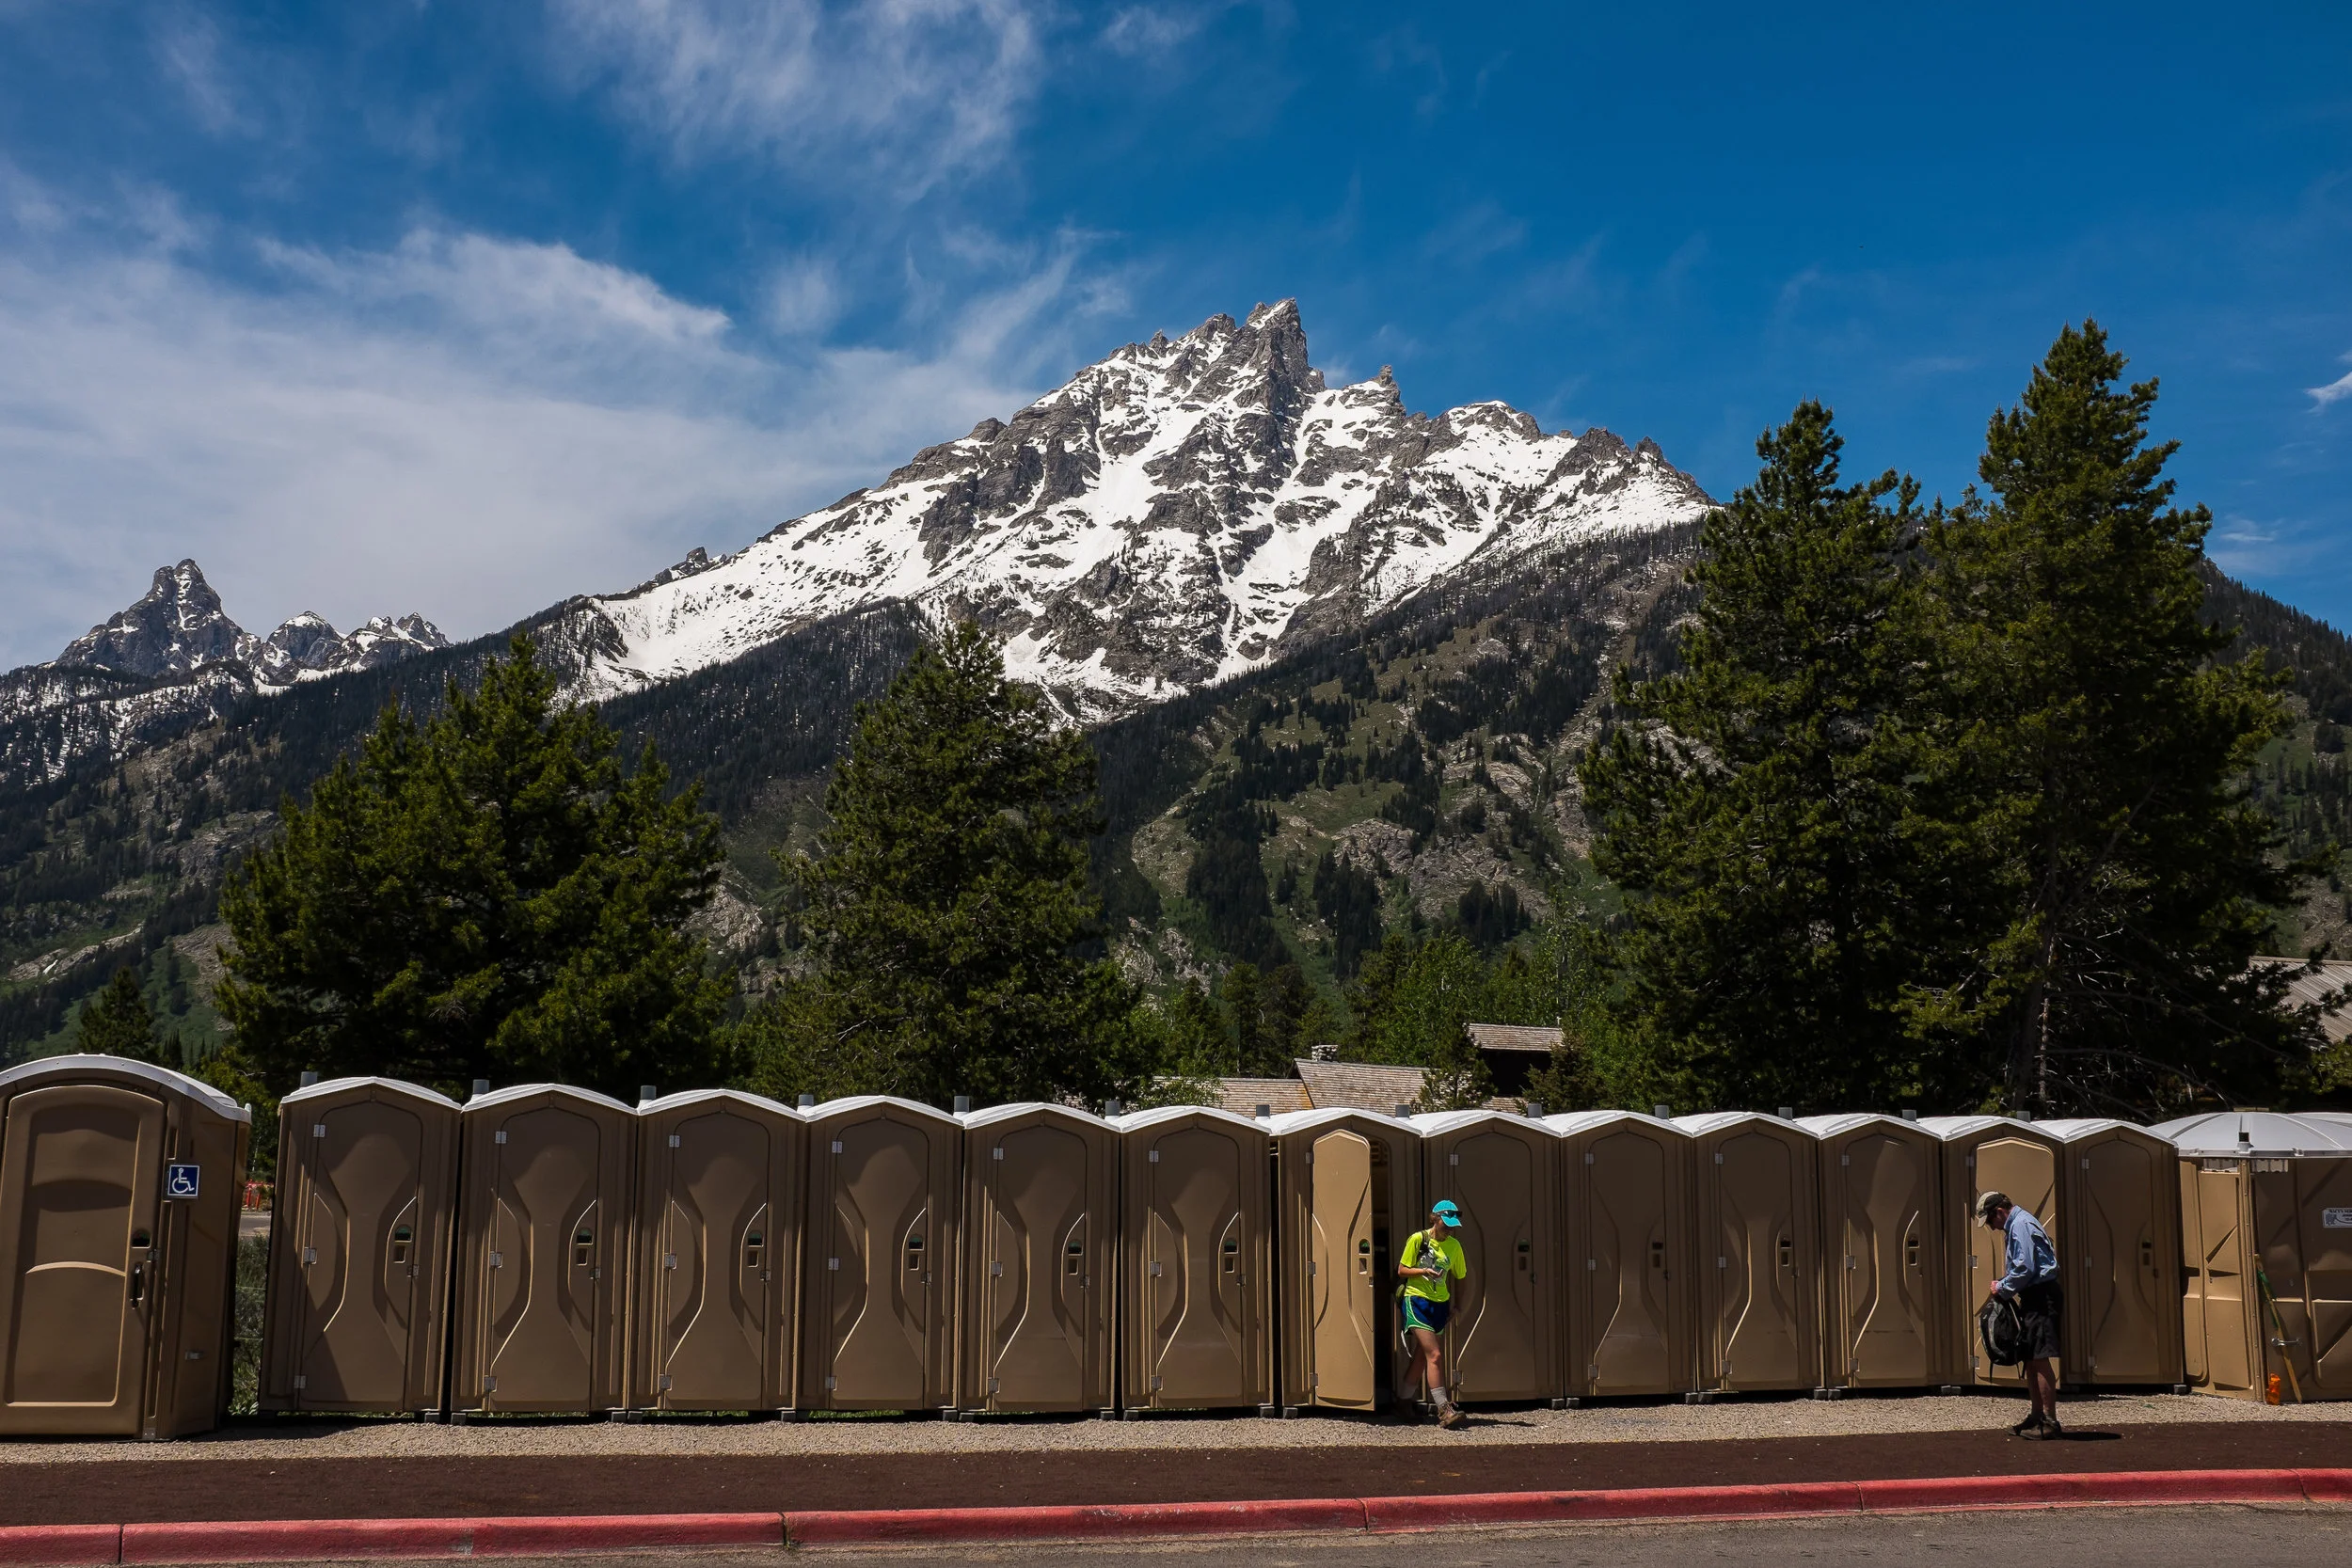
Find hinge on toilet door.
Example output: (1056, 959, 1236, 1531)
(312, 1124, 326, 1138)
(1149, 1150, 1159, 1163)
(303, 1247, 316, 1265)
(990, 1377, 1000, 1393)
(483, 1375, 498, 1393)
(490, 1251, 504, 1269)
(668, 1134, 681, 1148)
(832, 1141, 843, 1153)
(664, 1254, 677, 1270)
(495, 1131, 507, 1144)
(660, 1375, 673, 1391)
(991, 1262, 1004, 1276)
(993, 1148, 1005, 1161)
(1714, 1153, 1724, 1164)
(293, 1375, 307, 1390)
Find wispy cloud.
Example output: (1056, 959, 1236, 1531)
(2309, 354, 2352, 408)
(0, 185, 1122, 670)
(548, 0, 1044, 191)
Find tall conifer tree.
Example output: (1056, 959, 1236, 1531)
(1580, 403, 1958, 1110)
(218, 638, 729, 1101)
(1915, 324, 2315, 1112)
(740, 622, 1149, 1108)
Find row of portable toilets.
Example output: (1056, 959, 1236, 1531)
(1, 1053, 2349, 1436)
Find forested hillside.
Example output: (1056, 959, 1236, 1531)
(3, 532, 2348, 1067)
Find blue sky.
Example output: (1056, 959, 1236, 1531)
(2, 2, 2347, 670)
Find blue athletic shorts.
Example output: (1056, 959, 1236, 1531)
(1401, 1295, 1451, 1335)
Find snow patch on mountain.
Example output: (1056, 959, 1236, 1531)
(566, 301, 1712, 717)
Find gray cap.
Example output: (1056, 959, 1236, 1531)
(1976, 1190, 2010, 1222)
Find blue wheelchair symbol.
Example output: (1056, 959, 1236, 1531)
(165, 1164, 200, 1200)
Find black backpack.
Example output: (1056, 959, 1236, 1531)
(1979, 1294, 2025, 1368)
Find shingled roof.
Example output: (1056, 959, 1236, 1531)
(1294, 1058, 1429, 1115)
(1465, 1023, 1563, 1054)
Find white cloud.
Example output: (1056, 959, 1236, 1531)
(2309, 359, 2352, 408)
(548, 0, 1043, 190)
(152, 6, 248, 135)
(0, 198, 1121, 670)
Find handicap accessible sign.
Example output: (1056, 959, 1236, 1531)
(165, 1164, 200, 1199)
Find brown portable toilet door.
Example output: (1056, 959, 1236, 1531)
(2295, 1160, 2352, 1393)
(1309, 1130, 1375, 1408)
(1448, 1132, 1538, 1397)
(1971, 1137, 2057, 1385)
(2076, 1140, 2165, 1383)
(0, 1084, 166, 1434)
(826, 1118, 933, 1406)
(656, 1112, 770, 1406)
(2192, 1164, 2251, 1394)
(1845, 1135, 1931, 1384)
(1718, 1131, 1804, 1387)
(294, 1098, 426, 1407)
(1588, 1132, 1671, 1394)
(1144, 1128, 1247, 1403)
(982, 1122, 1090, 1409)
(483, 1108, 604, 1407)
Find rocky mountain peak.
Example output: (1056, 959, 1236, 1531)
(56, 560, 246, 678)
(40, 562, 446, 690)
(569, 300, 1715, 719)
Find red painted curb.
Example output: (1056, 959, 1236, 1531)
(0, 1527, 119, 1567)
(784, 1497, 1364, 1545)
(113, 1513, 781, 1564)
(0, 1472, 2341, 1561)
(1362, 1481, 1864, 1531)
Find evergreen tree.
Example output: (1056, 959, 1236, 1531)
(1581, 403, 1956, 1111)
(1221, 962, 1265, 1074)
(739, 623, 1149, 1109)
(1916, 324, 2316, 1112)
(217, 638, 729, 1103)
(75, 968, 162, 1061)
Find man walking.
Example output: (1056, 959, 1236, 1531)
(1399, 1199, 1469, 1430)
(1979, 1190, 2062, 1438)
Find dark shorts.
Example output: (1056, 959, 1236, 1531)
(1401, 1295, 1451, 1336)
(2014, 1279, 2063, 1361)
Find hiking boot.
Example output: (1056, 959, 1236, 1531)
(2009, 1412, 2044, 1437)
(2022, 1417, 2063, 1441)
(1438, 1403, 1467, 1430)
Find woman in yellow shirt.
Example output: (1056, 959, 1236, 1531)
(1399, 1199, 1469, 1429)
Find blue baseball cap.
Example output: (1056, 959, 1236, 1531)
(1430, 1199, 1461, 1226)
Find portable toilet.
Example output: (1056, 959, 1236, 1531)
(956, 1102, 1116, 1417)
(0, 1055, 249, 1438)
(1918, 1116, 2065, 1389)
(449, 1084, 634, 1418)
(2155, 1111, 2352, 1402)
(629, 1090, 803, 1415)
(260, 1077, 459, 1416)
(1798, 1114, 1946, 1391)
(1410, 1109, 1562, 1406)
(1112, 1106, 1272, 1414)
(803, 1096, 960, 1414)
(2038, 1118, 2184, 1389)
(1676, 1112, 1822, 1395)
(1267, 1108, 1422, 1414)
(1544, 1111, 1693, 1399)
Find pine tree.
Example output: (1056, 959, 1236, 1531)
(75, 968, 162, 1061)
(1916, 323, 2316, 1112)
(1580, 403, 1957, 1111)
(739, 623, 1150, 1109)
(217, 638, 729, 1102)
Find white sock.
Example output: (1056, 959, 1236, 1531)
(1432, 1385, 1448, 1404)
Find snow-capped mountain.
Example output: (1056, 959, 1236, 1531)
(565, 301, 1712, 717)
(53, 561, 449, 686)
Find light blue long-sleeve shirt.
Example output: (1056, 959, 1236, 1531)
(1997, 1205, 2058, 1293)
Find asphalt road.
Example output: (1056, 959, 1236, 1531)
(388, 1503, 2350, 1566)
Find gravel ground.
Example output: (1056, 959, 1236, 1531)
(1, 1389, 2339, 1465)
